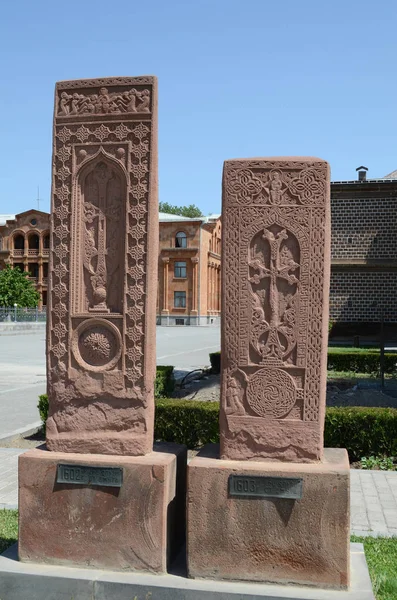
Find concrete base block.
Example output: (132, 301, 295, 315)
(18, 443, 186, 573)
(0, 543, 374, 599)
(187, 445, 350, 588)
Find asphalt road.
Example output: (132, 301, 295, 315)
(0, 326, 220, 438)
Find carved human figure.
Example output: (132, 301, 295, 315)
(59, 92, 71, 116)
(266, 171, 284, 205)
(86, 94, 97, 113)
(70, 93, 81, 116)
(226, 370, 248, 415)
(126, 89, 138, 112)
(137, 89, 150, 112)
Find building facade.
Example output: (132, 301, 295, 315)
(157, 213, 221, 326)
(6, 177, 396, 329)
(0, 210, 50, 309)
(330, 167, 397, 327)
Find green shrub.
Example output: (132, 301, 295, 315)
(360, 456, 396, 471)
(38, 388, 397, 462)
(155, 399, 219, 447)
(37, 394, 49, 434)
(155, 402, 397, 460)
(325, 407, 397, 462)
(154, 365, 175, 398)
(327, 350, 396, 374)
(209, 351, 221, 374)
(210, 349, 396, 375)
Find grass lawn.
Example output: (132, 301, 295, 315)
(0, 509, 17, 554)
(327, 370, 382, 380)
(328, 346, 383, 354)
(0, 511, 395, 599)
(352, 536, 397, 600)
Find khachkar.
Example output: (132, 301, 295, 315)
(187, 158, 350, 589)
(220, 157, 330, 461)
(46, 77, 159, 455)
(18, 78, 185, 573)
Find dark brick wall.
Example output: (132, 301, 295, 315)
(330, 180, 397, 323)
(330, 270, 397, 322)
(331, 196, 397, 260)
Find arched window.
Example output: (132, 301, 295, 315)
(28, 234, 39, 250)
(175, 231, 187, 248)
(14, 234, 24, 250)
(43, 234, 50, 249)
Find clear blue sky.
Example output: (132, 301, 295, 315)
(1, 0, 396, 216)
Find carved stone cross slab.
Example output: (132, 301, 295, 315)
(220, 157, 330, 462)
(46, 77, 158, 455)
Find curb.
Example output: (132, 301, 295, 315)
(0, 422, 42, 445)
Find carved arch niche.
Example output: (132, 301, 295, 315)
(73, 152, 127, 314)
(248, 224, 300, 366)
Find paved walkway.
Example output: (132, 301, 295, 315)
(0, 449, 24, 510)
(351, 469, 397, 536)
(1, 448, 396, 537)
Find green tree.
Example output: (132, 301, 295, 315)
(159, 202, 203, 218)
(0, 266, 40, 307)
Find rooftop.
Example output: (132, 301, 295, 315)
(0, 215, 16, 226)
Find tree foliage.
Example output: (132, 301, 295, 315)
(0, 266, 40, 307)
(159, 202, 203, 218)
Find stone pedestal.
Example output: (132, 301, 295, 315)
(19, 444, 186, 573)
(187, 445, 350, 589)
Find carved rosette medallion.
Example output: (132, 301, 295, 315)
(220, 157, 330, 462)
(246, 369, 296, 418)
(71, 319, 122, 372)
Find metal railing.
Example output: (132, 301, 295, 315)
(0, 307, 47, 322)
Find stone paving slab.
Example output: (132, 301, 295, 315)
(0, 449, 25, 510)
(350, 469, 397, 537)
(0, 448, 396, 538)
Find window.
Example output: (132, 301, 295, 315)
(174, 291, 186, 308)
(175, 231, 187, 248)
(14, 234, 24, 250)
(29, 263, 39, 278)
(28, 234, 39, 250)
(30, 218, 37, 226)
(174, 261, 187, 278)
(175, 318, 185, 325)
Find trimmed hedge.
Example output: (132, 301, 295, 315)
(210, 349, 397, 375)
(185, 348, 397, 393)
(209, 351, 221, 374)
(327, 350, 396, 374)
(155, 399, 220, 448)
(154, 365, 175, 398)
(154, 401, 397, 462)
(324, 407, 397, 461)
(38, 391, 397, 461)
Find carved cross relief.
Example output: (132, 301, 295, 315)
(249, 225, 300, 365)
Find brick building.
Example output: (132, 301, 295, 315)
(330, 167, 397, 329)
(0, 210, 50, 309)
(0, 209, 221, 325)
(157, 212, 221, 326)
